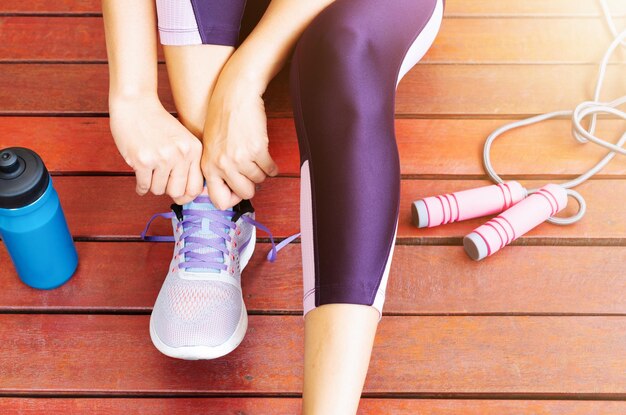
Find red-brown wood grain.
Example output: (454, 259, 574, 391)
(0, 0, 101, 14)
(0, 16, 166, 61)
(1, 398, 624, 414)
(1, 64, 624, 116)
(2, 117, 625, 177)
(1, 0, 625, 409)
(1, 242, 625, 315)
(0, 314, 624, 395)
(0, 16, 110, 61)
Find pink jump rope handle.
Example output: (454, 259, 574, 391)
(463, 184, 568, 261)
(411, 181, 527, 228)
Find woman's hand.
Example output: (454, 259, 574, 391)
(196, 0, 334, 210)
(201, 76, 279, 210)
(109, 95, 204, 205)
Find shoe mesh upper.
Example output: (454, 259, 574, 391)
(152, 275, 243, 347)
(150, 196, 255, 351)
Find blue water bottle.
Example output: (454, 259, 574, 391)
(0, 147, 78, 289)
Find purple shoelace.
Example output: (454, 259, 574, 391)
(141, 196, 299, 271)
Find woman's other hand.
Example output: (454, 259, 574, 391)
(197, 0, 333, 210)
(109, 95, 204, 205)
(201, 75, 279, 210)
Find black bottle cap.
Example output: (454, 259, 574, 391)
(0, 147, 50, 209)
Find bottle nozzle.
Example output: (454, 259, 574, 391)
(0, 150, 20, 174)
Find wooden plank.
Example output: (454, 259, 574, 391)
(3, 117, 625, 178)
(392, 119, 626, 178)
(1, 398, 624, 414)
(1, 242, 625, 315)
(425, 18, 626, 64)
(2, 0, 625, 17)
(0, 1, 101, 14)
(446, 0, 626, 17)
(1, 64, 624, 116)
(391, 64, 625, 116)
(3, 16, 624, 64)
(0, 64, 174, 115)
(0, 17, 108, 61)
(41, 176, 626, 241)
(0, 314, 624, 394)
(0, 16, 164, 62)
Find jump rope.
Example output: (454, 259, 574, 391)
(412, 0, 626, 260)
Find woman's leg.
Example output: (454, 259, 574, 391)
(162, 45, 234, 137)
(304, 304, 379, 414)
(289, 0, 444, 413)
(148, 0, 256, 360)
(156, 0, 247, 135)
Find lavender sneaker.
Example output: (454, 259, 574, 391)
(141, 193, 276, 360)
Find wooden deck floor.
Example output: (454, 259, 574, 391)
(1, 0, 625, 413)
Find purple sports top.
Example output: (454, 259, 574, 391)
(156, 0, 246, 46)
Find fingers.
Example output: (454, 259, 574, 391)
(166, 162, 189, 202)
(228, 192, 243, 207)
(167, 163, 188, 196)
(150, 165, 171, 195)
(181, 162, 205, 203)
(136, 152, 275, 206)
(223, 168, 256, 201)
(241, 161, 267, 184)
(172, 137, 204, 204)
(202, 151, 278, 206)
(156, 161, 204, 205)
(135, 168, 153, 196)
(254, 150, 279, 177)
(206, 173, 236, 210)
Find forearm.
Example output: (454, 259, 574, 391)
(220, 0, 336, 93)
(200, 0, 333, 207)
(102, 0, 159, 104)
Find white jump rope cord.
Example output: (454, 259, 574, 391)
(483, 0, 626, 225)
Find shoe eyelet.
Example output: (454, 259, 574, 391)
(233, 242, 237, 247)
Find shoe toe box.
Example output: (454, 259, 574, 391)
(151, 277, 244, 348)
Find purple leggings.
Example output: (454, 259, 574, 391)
(156, 0, 444, 317)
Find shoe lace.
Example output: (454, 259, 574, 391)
(141, 197, 299, 270)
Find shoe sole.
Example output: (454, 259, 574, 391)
(149, 228, 256, 360)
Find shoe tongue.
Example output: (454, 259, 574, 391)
(182, 197, 232, 273)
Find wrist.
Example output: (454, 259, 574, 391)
(109, 90, 160, 115)
(219, 49, 271, 95)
